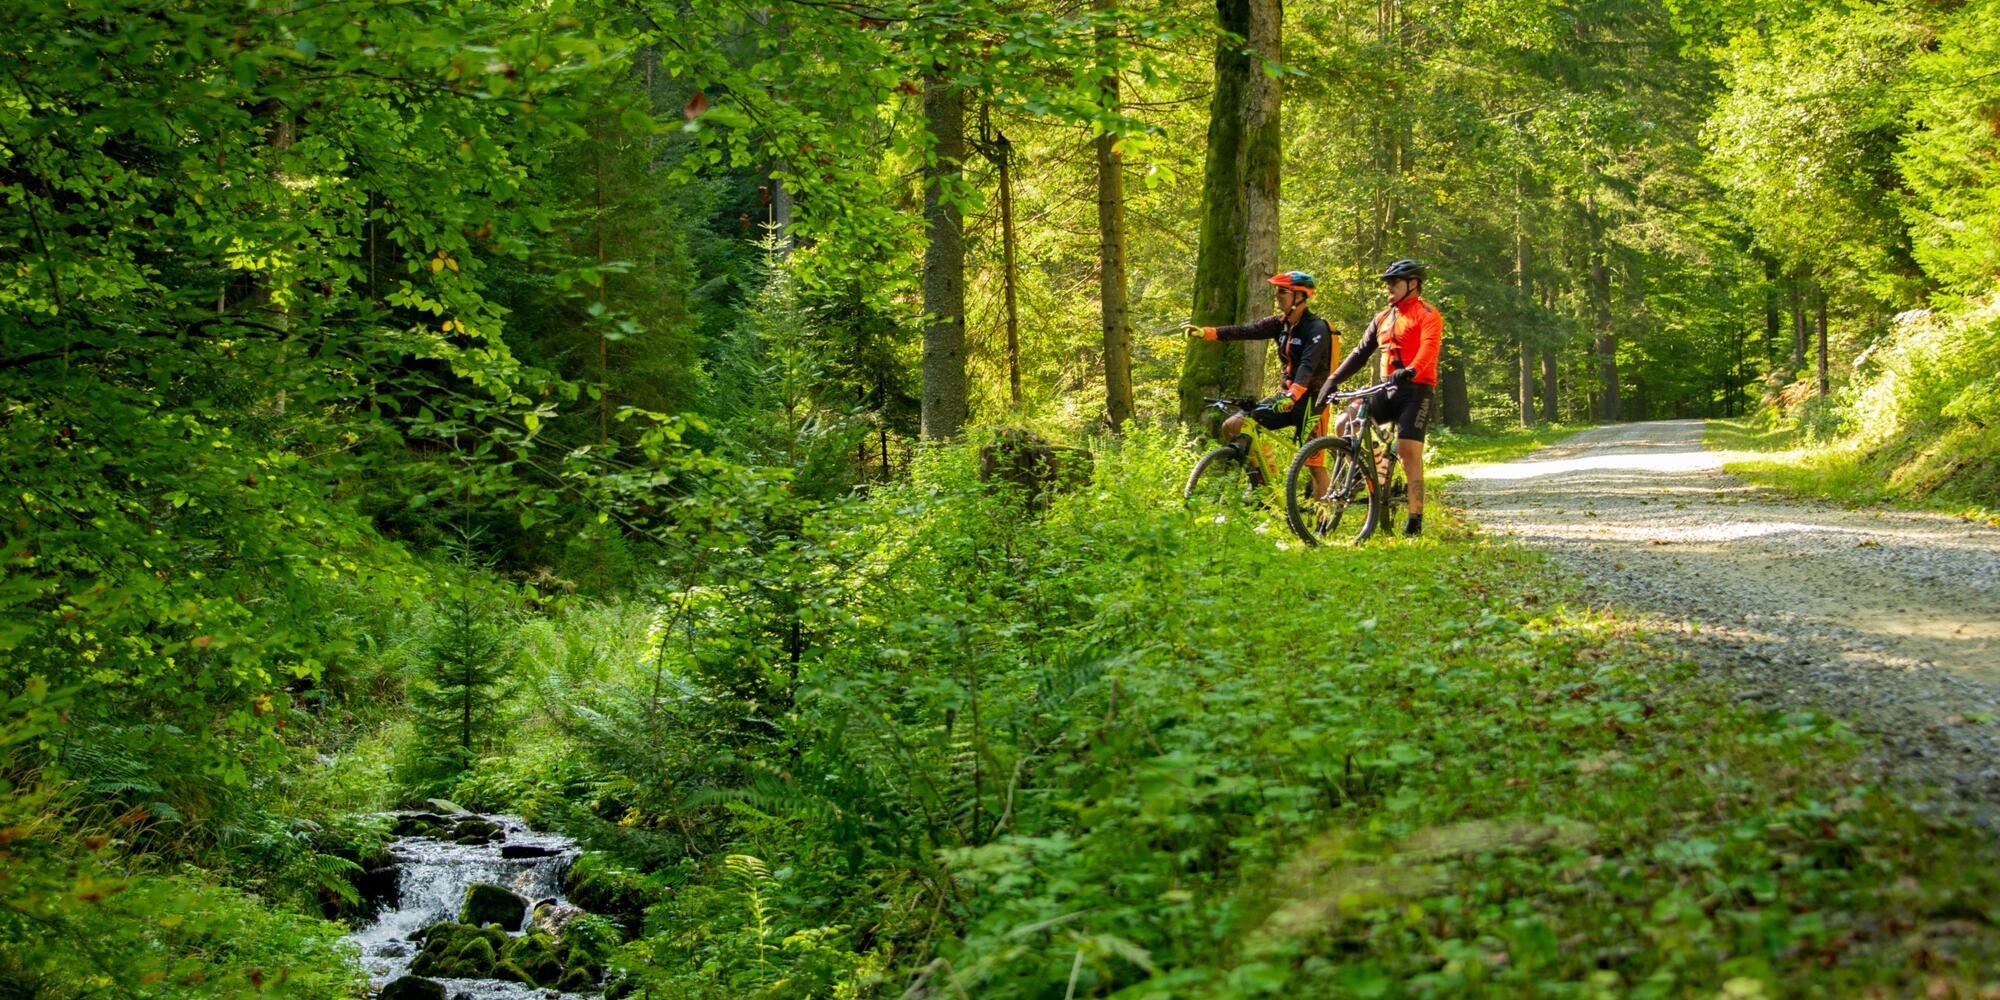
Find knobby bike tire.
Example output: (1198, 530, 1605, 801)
(1183, 445, 1252, 512)
(1368, 447, 1408, 539)
(1285, 435, 1380, 545)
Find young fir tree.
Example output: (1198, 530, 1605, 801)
(412, 544, 516, 773)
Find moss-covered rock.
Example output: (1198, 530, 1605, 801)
(503, 930, 552, 961)
(407, 936, 448, 975)
(408, 922, 490, 977)
(490, 959, 533, 986)
(560, 853, 649, 931)
(459, 883, 527, 930)
(475, 923, 509, 952)
(556, 967, 598, 992)
(391, 813, 447, 838)
(377, 975, 446, 1000)
(448, 817, 501, 844)
(530, 954, 566, 987)
(449, 935, 496, 977)
(504, 931, 564, 987)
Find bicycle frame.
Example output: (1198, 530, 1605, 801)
(1323, 381, 1402, 497)
(1201, 396, 1330, 493)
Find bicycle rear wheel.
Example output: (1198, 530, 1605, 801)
(1285, 436, 1379, 545)
(1183, 445, 1254, 517)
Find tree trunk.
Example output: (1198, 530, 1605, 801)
(921, 75, 968, 440)
(257, 96, 296, 414)
(1586, 194, 1618, 421)
(996, 133, 1023, 410)
(972, 106, 1023, 411)
(1731, 318, 1743, 417)
(1515, 178, 1533, 427)
(1762, 255, 1779, 380)
(1095, 0, 1134, 430)
(593, 118, 609, 445)
(1440, 362, 1470, 428)
(1790, 273, 1806, 374)
(1237, 0, 1281, 397)
(769, 176, 795, 254)
(1815, 277, 1829, 398)
(1372, 0, 1402, 261)
(1178, 0, 1280, 418)
(1583, 333, 1597, 421)
(1519, 339, 1535, 426)
(1542, 348, 1559, 424)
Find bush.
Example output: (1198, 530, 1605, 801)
(0, 846, 364, 997)
(1848, 299, 2000, 440)
(1794, 391, 1850, 442)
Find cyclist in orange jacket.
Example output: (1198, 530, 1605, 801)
(1324, 259, 1441, 537)
(1184, 270, 1338, 494)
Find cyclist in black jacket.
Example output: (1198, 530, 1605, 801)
(1184, 270, 1339, 492)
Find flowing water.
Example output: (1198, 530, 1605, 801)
(346, 812, 594, 999)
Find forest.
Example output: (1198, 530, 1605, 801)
(3, 0, 1999, 996)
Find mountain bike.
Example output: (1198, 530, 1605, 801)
(1182, 397, 1333, 539)
(1282, 379, 1404, 545)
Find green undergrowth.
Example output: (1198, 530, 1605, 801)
(1706, 413, 1998, 524)
(1708, 297, 2000, 524)
(1430, 423, 1591, 469)
(0, 772, 367, 997)
(508, 427, 2000, 998)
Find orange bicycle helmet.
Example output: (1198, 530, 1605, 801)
(1266, 270, 1316, 296)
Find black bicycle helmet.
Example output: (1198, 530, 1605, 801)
(1377, 258, 1427, 281)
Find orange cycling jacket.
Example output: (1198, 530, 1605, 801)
(1328, 295, 1443, 388)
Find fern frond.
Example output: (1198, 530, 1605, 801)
(723, 853, 773, 887)
(683, 768, 844, 823)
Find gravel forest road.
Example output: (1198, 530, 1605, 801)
(1450, 419, 2000, 818)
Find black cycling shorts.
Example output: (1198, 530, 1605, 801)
(1366, 383, 1434, 442)
(1247, 399, 1307, 434)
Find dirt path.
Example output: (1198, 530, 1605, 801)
(1450, 419, 2000, 817)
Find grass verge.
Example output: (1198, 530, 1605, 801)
(1706, 413, 1998, 524)
(1431, 422, 1591, 468)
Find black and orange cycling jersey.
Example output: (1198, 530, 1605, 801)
(1209, 307, 1339, 403)
(1329, 295, 1443, 387)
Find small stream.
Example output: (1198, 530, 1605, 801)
(347, 811, 597, 999)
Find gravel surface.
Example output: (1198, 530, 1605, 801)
(1450, 419, 2000, 821)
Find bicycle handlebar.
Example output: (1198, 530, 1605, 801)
(1324, 379, 1398, 403)
(1202, 396, 1259, 409)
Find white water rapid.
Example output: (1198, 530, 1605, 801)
(346, 812, 593, 1000)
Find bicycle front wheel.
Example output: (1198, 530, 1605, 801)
(1183, 445, 1254, 517)
(1285, 436, 1380, 545)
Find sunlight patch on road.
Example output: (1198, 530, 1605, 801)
(1450, 448, 1725, 481)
